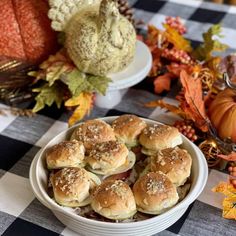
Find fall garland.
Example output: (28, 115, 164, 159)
(142, 16, 236, 220)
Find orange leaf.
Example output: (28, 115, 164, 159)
(212, 182, 236, 220)
(212, 182, 236, 197)
(154, 73, 175, 94)
(218, 152, 236, 161)
(179, 70, 208, 131)
(66, 93, 93, 127)
(145, 99, 186, 118)
(164, 24, 192, 52)
(167, 63, 199, 77)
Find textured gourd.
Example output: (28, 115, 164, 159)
(48, 0, 136, 76)
(0, 0, 58, 63)
(208, 88, 236, 143)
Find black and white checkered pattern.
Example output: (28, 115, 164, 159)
(1, 0, 236, 235)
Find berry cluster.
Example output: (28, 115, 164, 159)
(165, 16, 187, 35)
(161, 48, 193, 65)
(174, 120, 198, 142)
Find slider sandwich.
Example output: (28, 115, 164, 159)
(86, 140, 136, 175)
(133, 172, 179, 214)
(46, 140, 85, 169)
(70, 119, 116, 150)
(111, 114, 146, 148)
(150, 147, 192, 186)
(91, 180, 137, 220)
(51, 167, 101, 207)
(139, 124, 182, 156)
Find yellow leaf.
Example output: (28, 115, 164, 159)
(212, 182, 236, 198)
(145, 99, 186, 118)
(66, 93, 93, 127)
(164, 24, 192, 53)
(65, 96, 82, 107)
(222, 197, 236, 220)
(212, 182, 236, 220)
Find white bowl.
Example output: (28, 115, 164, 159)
(29, 117, 208, 236)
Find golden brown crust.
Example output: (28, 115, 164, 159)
(91, 180, 137, 219)
(150, 147, 192, 186)
(46, 140, 85, 169)
(139, 124, 182, 153)
(111, 115, 147, 147)
(86, 140, 129, 172)
(133, 172, 179, 214)
(51, 167, 91, 207)
(70, 119, 116, 150)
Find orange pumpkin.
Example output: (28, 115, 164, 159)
(0, 0, 58, 63)
(208, 88, 236, 143)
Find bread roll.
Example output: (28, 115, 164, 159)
(51, 167, 100, 207)
(46, 140, 85, 169)
(111, 114, 146, 147)
(91, 180, 137, 220)
(133, 172, 179, 214)
(139, 124, 182, 155)
(86, 140, 135, 175)
(150, 147, 192, 186)
(70, 119, 116, 150)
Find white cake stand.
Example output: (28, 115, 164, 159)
(95, 40, 152, 109)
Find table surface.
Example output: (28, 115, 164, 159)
(1, 0, 236, 235)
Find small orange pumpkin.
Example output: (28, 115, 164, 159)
(208, 88, 236, 143)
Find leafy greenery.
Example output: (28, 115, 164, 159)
(32, 84, 63, 112)
(29, 50, 111, 122)
(63, 69, 112, 97)
(193, 24, 228, 61)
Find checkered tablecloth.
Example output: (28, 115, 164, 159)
(1, 0, 236, 235)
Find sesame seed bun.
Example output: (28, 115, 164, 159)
(86, 140, 136, 176)
(133, 172, 179, 214)
(46, 140, 85, 169)
(70, 119, 116, 150)
(139, 124, 182, 155)
(111, 114, 147, 147)
(150, 147, 192, 186)
(91, 180, 137, 220)
(51, 167, 101, 207)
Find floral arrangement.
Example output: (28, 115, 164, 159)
(29, 49, 111, 126)
(142, 16, 236, 220)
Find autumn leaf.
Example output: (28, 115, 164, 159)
(32, 84, 63, 112)
(65, 93, 93, 127)
(29, 50, 75, 86)
(193, 24, 228, 61)
(218, 152, 236, 161)
(179, 70, 208, 132)
(62, 69, 111, 97)
(222, 197, 236, 220)
(163, 24, 192, 52)
(86, 75, 112, 95)
(166, 63, 199, 77)
(62, 69, 87, 97)
(212, 182, 236, 220)
(153, 73, 175, 94)
(145, 99, 186, 118)
(146, 25, 164, 49)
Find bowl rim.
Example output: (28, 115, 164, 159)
(32, 116, 208, 227)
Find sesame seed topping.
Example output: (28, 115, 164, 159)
(106, 180, 127, 199)
(89, 141, 122, 160)
(143, 124, 173, 138)
(53, 168, 88, 195)
(146, 177, 165, 194)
